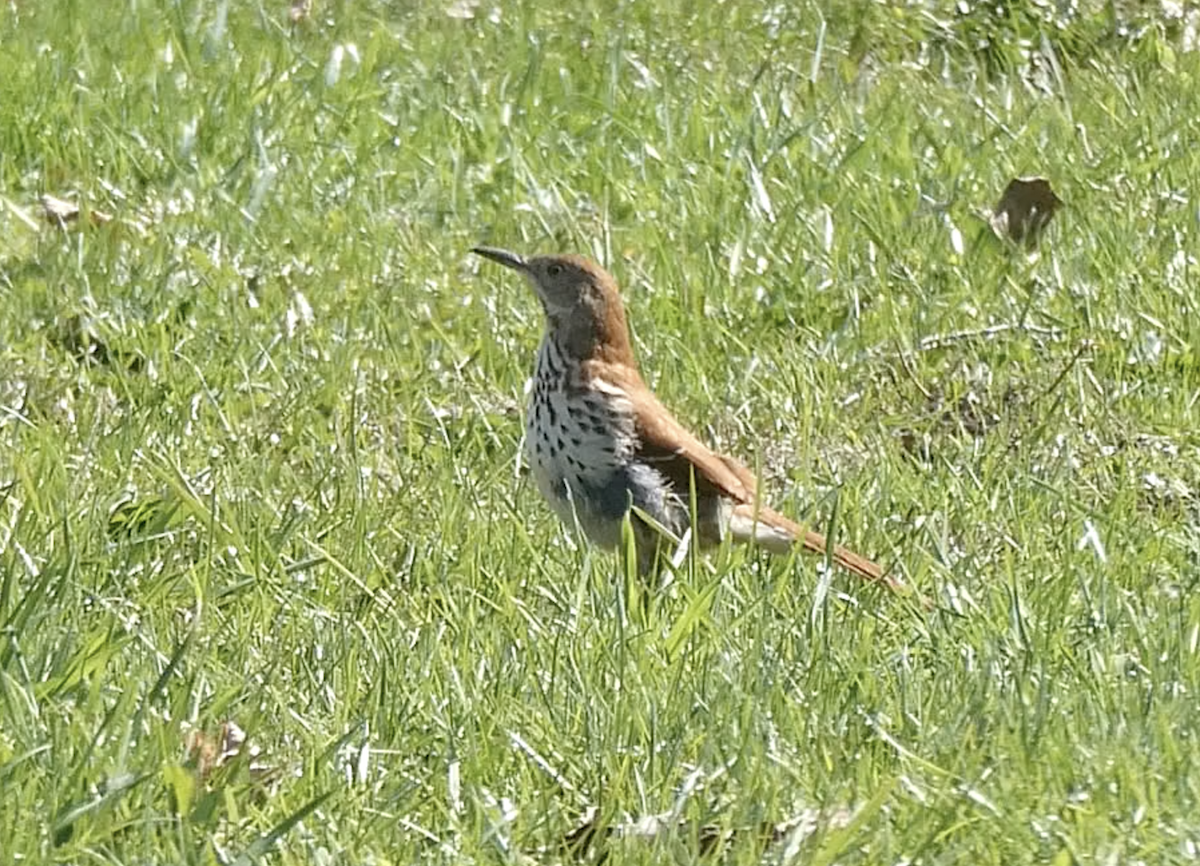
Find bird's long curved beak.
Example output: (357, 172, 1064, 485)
(471, 246, 527, 272)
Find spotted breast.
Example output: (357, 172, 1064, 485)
(526, 334, 683, 555)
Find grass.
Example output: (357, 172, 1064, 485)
(2, 0, 1199, 862)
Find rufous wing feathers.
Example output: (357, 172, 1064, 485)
(588, 358, 893, 587)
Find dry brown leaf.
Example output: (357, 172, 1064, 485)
(184, 721, 247, 780)
(989, 177, 1062, 248)
(41, 194, 81, 226)
(183, 720, 280, 786)
(40, 193, 114, 228)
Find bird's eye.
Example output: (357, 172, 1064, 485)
(546, 263, 563, 277)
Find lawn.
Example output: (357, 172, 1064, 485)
(2, 0, 1199, 862)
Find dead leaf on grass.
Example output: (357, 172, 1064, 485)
(40, 193, 114, 229)
(184, 721, 278, 783)
(988, 177, 1062, 248)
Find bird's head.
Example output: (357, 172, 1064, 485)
(472, 246, 633, 364)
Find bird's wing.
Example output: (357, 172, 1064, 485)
(584, 360, 905, 593)
(587, 360, 758, 504)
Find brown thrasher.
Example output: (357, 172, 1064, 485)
(472, 246, 900, 590)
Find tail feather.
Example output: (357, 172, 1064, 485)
(727, 502, 903, 590)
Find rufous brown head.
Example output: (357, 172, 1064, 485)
(472, 246, 634, 364)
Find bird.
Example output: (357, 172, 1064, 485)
(471, 245, 902, 591)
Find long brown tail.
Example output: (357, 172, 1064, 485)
(727, 502, 906, 592)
